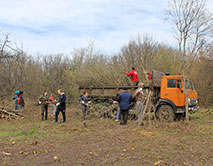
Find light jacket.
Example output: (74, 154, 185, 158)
(134, 88, 146, 102)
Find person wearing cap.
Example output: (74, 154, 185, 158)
(125, 67, 139, 86)
(134, 82, 146, 126)
(117, 88, 133, 125)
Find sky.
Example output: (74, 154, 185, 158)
(0, 0, 212, 55)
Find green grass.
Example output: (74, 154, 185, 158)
(209, 125, 213, 129)
(190, 112, 206, 119)
(0, 123, 44, 142)
(12, 128, 42, 141)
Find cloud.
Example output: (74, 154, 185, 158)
(0, 0, 211, 55)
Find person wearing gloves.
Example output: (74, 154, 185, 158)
(38, 91, 49, 121)
(79, 91, 90, 126)
(54, 89, 66, 124)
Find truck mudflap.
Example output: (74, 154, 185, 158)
(189, 106, 199, 114)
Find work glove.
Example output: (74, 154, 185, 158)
(38, 101, 42, 105)
(80, 101, 85, 104)
(56, 102, 60, 106)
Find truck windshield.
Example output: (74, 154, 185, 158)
(182, 78, 194, 90)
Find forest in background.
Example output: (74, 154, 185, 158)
(0, 33, 212, 107)
(1, 0, 213, 107)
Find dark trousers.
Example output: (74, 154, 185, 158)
(82, 105, 87, 120)
(134, 81, 139, 86)
(41, 105, 48, 120)
(55, 107, 66, 122)
(120, 109, 129, 125)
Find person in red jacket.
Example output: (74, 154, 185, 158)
(49, 93, 56, 116)
(126, 67, 139, 86)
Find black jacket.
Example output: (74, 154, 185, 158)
(58, 93, 66, 110)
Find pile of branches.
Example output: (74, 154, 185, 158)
(0, 107, 24, 119)
(205, 109, 213, 114)
(87, 103, 114, 119)
(87, 102, 138, 120)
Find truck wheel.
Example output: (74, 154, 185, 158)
(157, 105, 175, 122)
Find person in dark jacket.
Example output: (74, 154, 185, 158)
(117, 88, 133, 125)
(38, 91, 49, 121)
(79, 91, 90, 125)
(54, 89, 66, 124)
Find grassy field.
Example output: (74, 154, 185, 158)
(0, 107, 213, 166)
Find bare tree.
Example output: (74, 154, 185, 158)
(0, 32, 22, 60)
(165, 0, 213, 122)
(118, 35, 157, 84)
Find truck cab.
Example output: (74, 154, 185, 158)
(155, 74, 199, 121)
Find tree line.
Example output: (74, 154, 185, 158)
(0, 33, 212, 107)
(0, 0, 212, 107)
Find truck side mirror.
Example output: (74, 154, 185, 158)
(177, 82, 182, 89)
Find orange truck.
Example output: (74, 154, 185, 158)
(78, 70, 199, 121)
(151, 70, 199, 121)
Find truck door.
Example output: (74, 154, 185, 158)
(161, 79, 185, 107)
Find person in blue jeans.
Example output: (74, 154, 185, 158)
(116, 107, 120, 121)
(114, 93, 120, 121)
(117, 88, 133, 125)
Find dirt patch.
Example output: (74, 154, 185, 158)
(0, 107, 213, 166)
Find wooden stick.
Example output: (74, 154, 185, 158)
(138, 89, 152, 127)
(0, 109, 22, 118)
